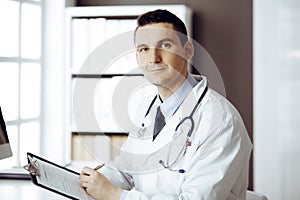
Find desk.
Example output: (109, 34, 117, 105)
(0, 161, 95, 200)
(0, 179, 69, 199)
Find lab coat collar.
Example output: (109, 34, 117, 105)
(140, 76, 209, 152)
(160, 73, 198, 120)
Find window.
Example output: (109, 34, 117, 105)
(0, 0, 42, 168)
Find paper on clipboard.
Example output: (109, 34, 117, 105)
(24, 152, 93, 200)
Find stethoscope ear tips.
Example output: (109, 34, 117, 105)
(178, 169, 185, 173)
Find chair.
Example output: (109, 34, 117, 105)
(246, 190, 268, 200)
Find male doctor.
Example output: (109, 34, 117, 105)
(80, 9, 252, 200)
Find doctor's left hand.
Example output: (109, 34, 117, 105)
(80, 166, 122, 200)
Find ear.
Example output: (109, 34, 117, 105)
(184, 41, 194, 60)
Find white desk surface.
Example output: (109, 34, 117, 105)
(0, 161, 97, 200)
(0, 179, 70, 199)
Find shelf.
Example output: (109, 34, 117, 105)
(72, 131, 128, 136)
(71, 74, 143, 78)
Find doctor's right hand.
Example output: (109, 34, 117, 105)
(80, 166, 123, 200)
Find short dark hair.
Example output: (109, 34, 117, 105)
(134, 9, 188, 46)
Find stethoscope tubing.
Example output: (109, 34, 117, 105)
(175, 86, 208, 137)
(143, 84, 209, 173)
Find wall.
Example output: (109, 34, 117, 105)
(75, 0, 253, 188)
(254, 0, 300, 199)
(41, 0, 69, 164)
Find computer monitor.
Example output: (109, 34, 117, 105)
(0, 106, 31, 179)
(0, 106, 13, 160)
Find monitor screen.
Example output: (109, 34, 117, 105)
(0, 107, 12, 160)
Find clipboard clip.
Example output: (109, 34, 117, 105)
(23, 155, 40, 176)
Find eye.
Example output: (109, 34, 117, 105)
(160, 42, 171, 49)
(137, 47, 149, 52)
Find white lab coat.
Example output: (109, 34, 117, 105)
(101, 76, 253, 200)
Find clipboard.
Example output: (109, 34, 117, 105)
(24, 152, 93, 200)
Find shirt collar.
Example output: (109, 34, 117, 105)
(159, 73, 198, 120)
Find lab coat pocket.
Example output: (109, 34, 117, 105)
(166, 131, 189, 167)
(156, 169, 184, 195)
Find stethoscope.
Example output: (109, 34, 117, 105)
(143, 85, 208, 173)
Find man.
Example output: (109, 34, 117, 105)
(80, 9, 252, 200)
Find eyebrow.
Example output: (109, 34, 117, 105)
(136, 38, 176, 49)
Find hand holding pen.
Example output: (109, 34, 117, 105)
(80, 163, 122, 200)
(93, 163, 105, 171)
(79, 163, 105, 178)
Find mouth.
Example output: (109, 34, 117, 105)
(149, 68, 165, 73)
(147, 65, 167, 73)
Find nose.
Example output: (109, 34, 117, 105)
(149, 48, 161, 63)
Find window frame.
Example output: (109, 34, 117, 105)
(0, 0, 43, 167)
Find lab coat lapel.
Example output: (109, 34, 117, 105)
(119, 78, 208, 174)
(153, 77, 208, 151)
(126, 77, 207, 155)
(150, 110, 181, 149)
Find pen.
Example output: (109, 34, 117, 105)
(94, 164, 105, 170)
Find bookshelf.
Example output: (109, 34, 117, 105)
(65, 5, 192, 162)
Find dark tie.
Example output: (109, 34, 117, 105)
(153, 106, 166, 141)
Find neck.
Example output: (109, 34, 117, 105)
(157, 75, 186, 101)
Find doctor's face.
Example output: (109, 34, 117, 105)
(135, 23, 193, 90)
